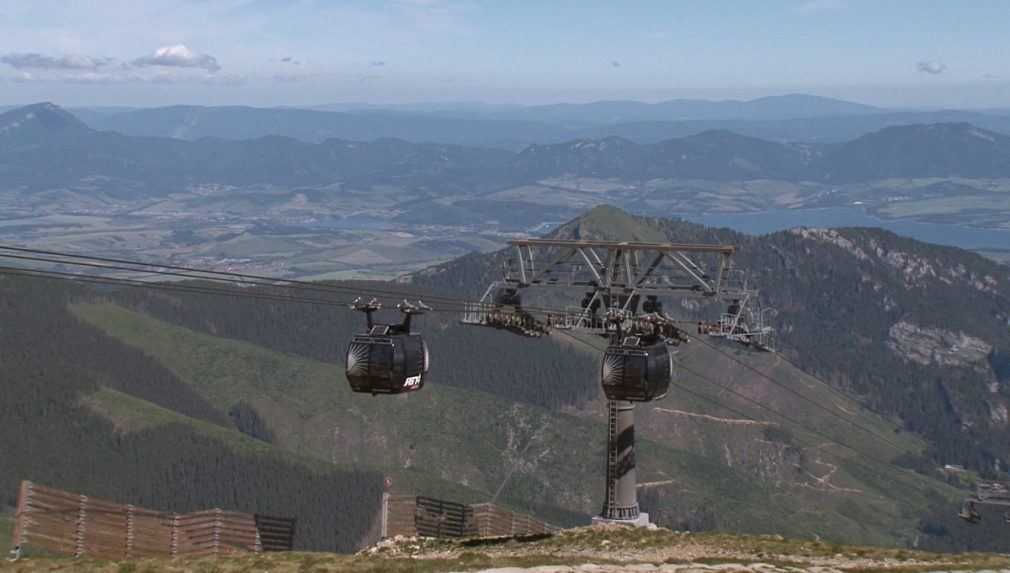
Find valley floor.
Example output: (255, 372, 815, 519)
(5, 525, 1010, 573)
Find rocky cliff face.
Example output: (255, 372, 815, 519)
(887, 320, 994, 370)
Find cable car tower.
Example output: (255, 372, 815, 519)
(462, 238, 768, 525)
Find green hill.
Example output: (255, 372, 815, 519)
(69, 299, 956, 546)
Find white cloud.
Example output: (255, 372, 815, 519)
(133, 45, 221, 73)
(0, 52, 113, 70)
(916, 60, 947, 75)
(0, 45, 235, 86)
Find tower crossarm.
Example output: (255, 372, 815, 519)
(463, 239, 764, 341)
(505, 239, 742, 298)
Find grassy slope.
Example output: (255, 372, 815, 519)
(83, 387, 300, 458)
(559, 328, 957, 546)
(642, 340, 939, 502)
(5, 527, 1010, 573)
(71, 302, 958, 546)
(81, 386, 485, 509)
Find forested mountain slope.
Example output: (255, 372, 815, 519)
(0, 275, 383, 552)
(66, 294, 952, 547)
(409, 206, 1010, 478)
(4, 206, 1007, 551)
(0, 270, 947, 547)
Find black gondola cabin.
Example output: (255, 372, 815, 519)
(600, 338, 673, 402)
(346, 325, 430, 395)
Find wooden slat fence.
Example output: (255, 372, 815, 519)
(465, 502, 556, 538)
(255, 514, 297, 552)
(11, 481, 296, 559)
(382, 494, 556, 540)
(414, 497, 466, 538)
(384, 495, 418, 538)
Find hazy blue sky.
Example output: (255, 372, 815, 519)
(1, 0, 1008, 108)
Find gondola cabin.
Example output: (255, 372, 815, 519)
(346, 326, 429, 395)
(600, 337, 673, 402)
(345, 299, 431, 395)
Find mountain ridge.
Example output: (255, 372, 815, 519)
(7, 103, 1010, 194)
(60, 98, 1010, 148)
(0, 102, 92, 148)
(462, 93, 885, 125)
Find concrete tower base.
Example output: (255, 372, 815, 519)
(592, 512, 652, 528)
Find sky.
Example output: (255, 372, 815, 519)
(0, 0, 1008, 109)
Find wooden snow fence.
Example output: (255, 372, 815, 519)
(11, 481, 297, 559)
(382, 494, 556, 540)
(464, 502, 556, 538)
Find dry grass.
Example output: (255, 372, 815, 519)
(8, 525, 1010, 573)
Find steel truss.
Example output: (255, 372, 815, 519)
(504, 239, 739, 296)
(462, 238, 773, 349)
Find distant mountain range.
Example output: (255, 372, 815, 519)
(396, 93, 886, 124)
(78, 104, 563, 149)
(512, 131, 811, 181)
(515, 123, 1010, 182)
(309, 93, 883, 122)
(0, 103, 512, 194)
(41, 95, 1010, 148)
(577, 110, 1010, 147)
(6, 102, 1010, 194)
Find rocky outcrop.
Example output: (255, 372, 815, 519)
(887, 320, 993, 369)
(789, 228, 1004, 293)
(789, 228, 869, 260)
